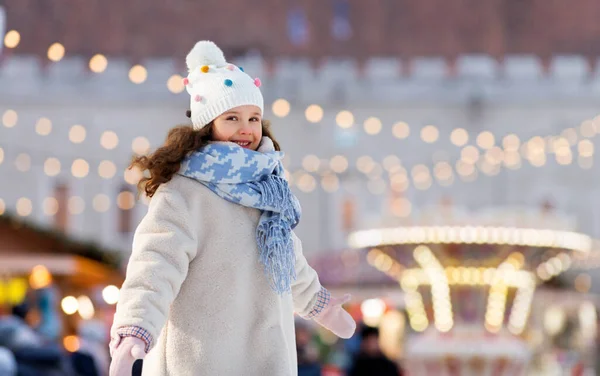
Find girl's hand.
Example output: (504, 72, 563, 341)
(109, 337, 147, 376)
(313, 293, 356, 339)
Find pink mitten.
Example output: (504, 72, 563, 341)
(109, 337, 147, 376)
(313, 294, 356, 339)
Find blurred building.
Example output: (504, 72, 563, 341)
(0, 1, 599, 279)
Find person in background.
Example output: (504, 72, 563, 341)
(348, 326, 401, 376)
(296, 321, 322, 376)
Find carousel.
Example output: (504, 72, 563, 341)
(346, 205, 599, 376)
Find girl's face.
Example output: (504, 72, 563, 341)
(212, 105, 263, 151)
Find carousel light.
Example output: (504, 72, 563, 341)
(543, 306, 566, 336)
(579, 301, 597, 341)
(63, 336, 80, 352)
(574, 273, 591, 293)
(29, 265, 52, 289)
(77, 296, 95, 320)
(361, 298, 387, 327)
(61, 296, 79, 315)
(102, 285, 120, 305)
(349, 226, 592, 253)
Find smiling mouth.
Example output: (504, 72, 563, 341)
(233, 141, 252, 148)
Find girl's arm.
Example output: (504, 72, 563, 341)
(290, 232, 330, 318)
(110, 178, 201, 353)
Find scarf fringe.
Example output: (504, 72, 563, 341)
(254, 175, 299, 294)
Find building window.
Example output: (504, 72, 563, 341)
(331, 0, 352, 41)
(287, 5, 309, 46)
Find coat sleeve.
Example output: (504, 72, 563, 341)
(110, 180, 201, 351)
(290, 232, 331, 318)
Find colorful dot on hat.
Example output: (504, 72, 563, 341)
(183, 78, 189, 85)
(226, 64, 235, 71)
(194, 95, 202, 102)
(224, 79, 233, 87)
(254, 78, 262, 87)
(200, 65, 209, 73)
(239, 67, 244, 72)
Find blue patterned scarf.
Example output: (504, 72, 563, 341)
(178, 137, 301, 294)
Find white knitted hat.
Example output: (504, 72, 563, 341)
(184, 41, 264, 129)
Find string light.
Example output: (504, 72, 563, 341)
(44, 158, 61, 177)
(305, 105, 324, 123)
(47, 43, 65, 62)
(450, 128, 469, 146)
(16, 198, 32, 217)
(4, 30, 20, 48)
(89, 54, 108, 73)
(68, 196, 85, 214)
(336, 110, 354, 128)
(329, 155, 349, 173)
(92, 194, 111, 213)
(100, 131, 119, 150)
(167, 74, 185, 94)
(2, 110, 18, 128)
(128, 65, 147, 84)
(364, 117, 382, 135)
(392, 122, 410, 139)
(420, 125, 439, 143)
(476, 131, 495, 149)
(69, 125, 86, 144)
(272, 99, 291, 118)
(71, 159, 90, 178)
(15, 153, 31, 172)
(36, 118, 52, 135)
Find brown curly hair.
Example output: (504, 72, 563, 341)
(130, 120, 281, 198)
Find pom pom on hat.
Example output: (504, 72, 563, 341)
(185, 40, 264, 129)
(186, 41, 227, 72)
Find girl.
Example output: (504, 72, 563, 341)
(109, 41, 356, 376)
